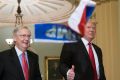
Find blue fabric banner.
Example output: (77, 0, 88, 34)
(34, 23, 77, 43)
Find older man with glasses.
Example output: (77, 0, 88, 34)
(0, 26, 42, 80)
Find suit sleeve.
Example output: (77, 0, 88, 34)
(98, 48, 106, 80)
(59, 43, 73, 79)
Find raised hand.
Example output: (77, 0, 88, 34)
(67, 65, 75, 80)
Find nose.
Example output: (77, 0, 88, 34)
(24, 35, 31, 41)
(25, 37, 29, 40)
(25, 36, 30, 41)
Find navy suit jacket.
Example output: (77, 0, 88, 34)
(0, 47, 42, 80)
(59, 38, 106, 80)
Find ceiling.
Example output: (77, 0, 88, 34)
(0, 0, 76, 24)
(0, 0, 77, 51)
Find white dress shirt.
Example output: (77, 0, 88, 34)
(15, 46, 29, 70)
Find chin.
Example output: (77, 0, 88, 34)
(23, 45, 29, 49)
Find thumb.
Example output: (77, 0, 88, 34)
(71, 65, 75, 71)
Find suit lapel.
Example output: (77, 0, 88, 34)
(10, 47, 25, 80)
(77, 38, 93, 72)
(78, 38, 90, 61)
(77, 37, 90, 61)
(92, 44, 100, 60)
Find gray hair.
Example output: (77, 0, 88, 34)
(13, 26, 31, 36)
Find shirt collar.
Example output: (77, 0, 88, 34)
(81, 37, 89, 46)
(15, 46, 26, 56)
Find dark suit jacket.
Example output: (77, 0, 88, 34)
(0, 47, 42, 80)
(59, 38, 106, 80)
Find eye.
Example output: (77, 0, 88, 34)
(87, 26, 91, 29)
(19, 34, 31, 38)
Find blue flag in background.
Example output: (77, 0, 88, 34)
(34, 23, 77, 43)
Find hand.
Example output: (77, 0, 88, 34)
(67, 65, 75, 80)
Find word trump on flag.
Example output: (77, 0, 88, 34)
(34, 23, 77, 43)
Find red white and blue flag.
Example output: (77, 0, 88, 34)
(68, 0, 96, 34)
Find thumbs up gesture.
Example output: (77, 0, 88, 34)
(67, 65, 75, 80)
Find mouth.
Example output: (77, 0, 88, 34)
(23, 41, 30, 45)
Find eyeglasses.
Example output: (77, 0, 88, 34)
(18, 34, 31, 38)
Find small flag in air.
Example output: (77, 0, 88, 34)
(68, 0, 96, 34)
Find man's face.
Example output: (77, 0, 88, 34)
(14, 28, 31, 51)
(83, 21, 96, 42)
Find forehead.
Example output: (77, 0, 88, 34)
(86, 21, 96, 27)
(17, 28, 31, 34)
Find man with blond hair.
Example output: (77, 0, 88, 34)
(59, 20, 106, 80)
